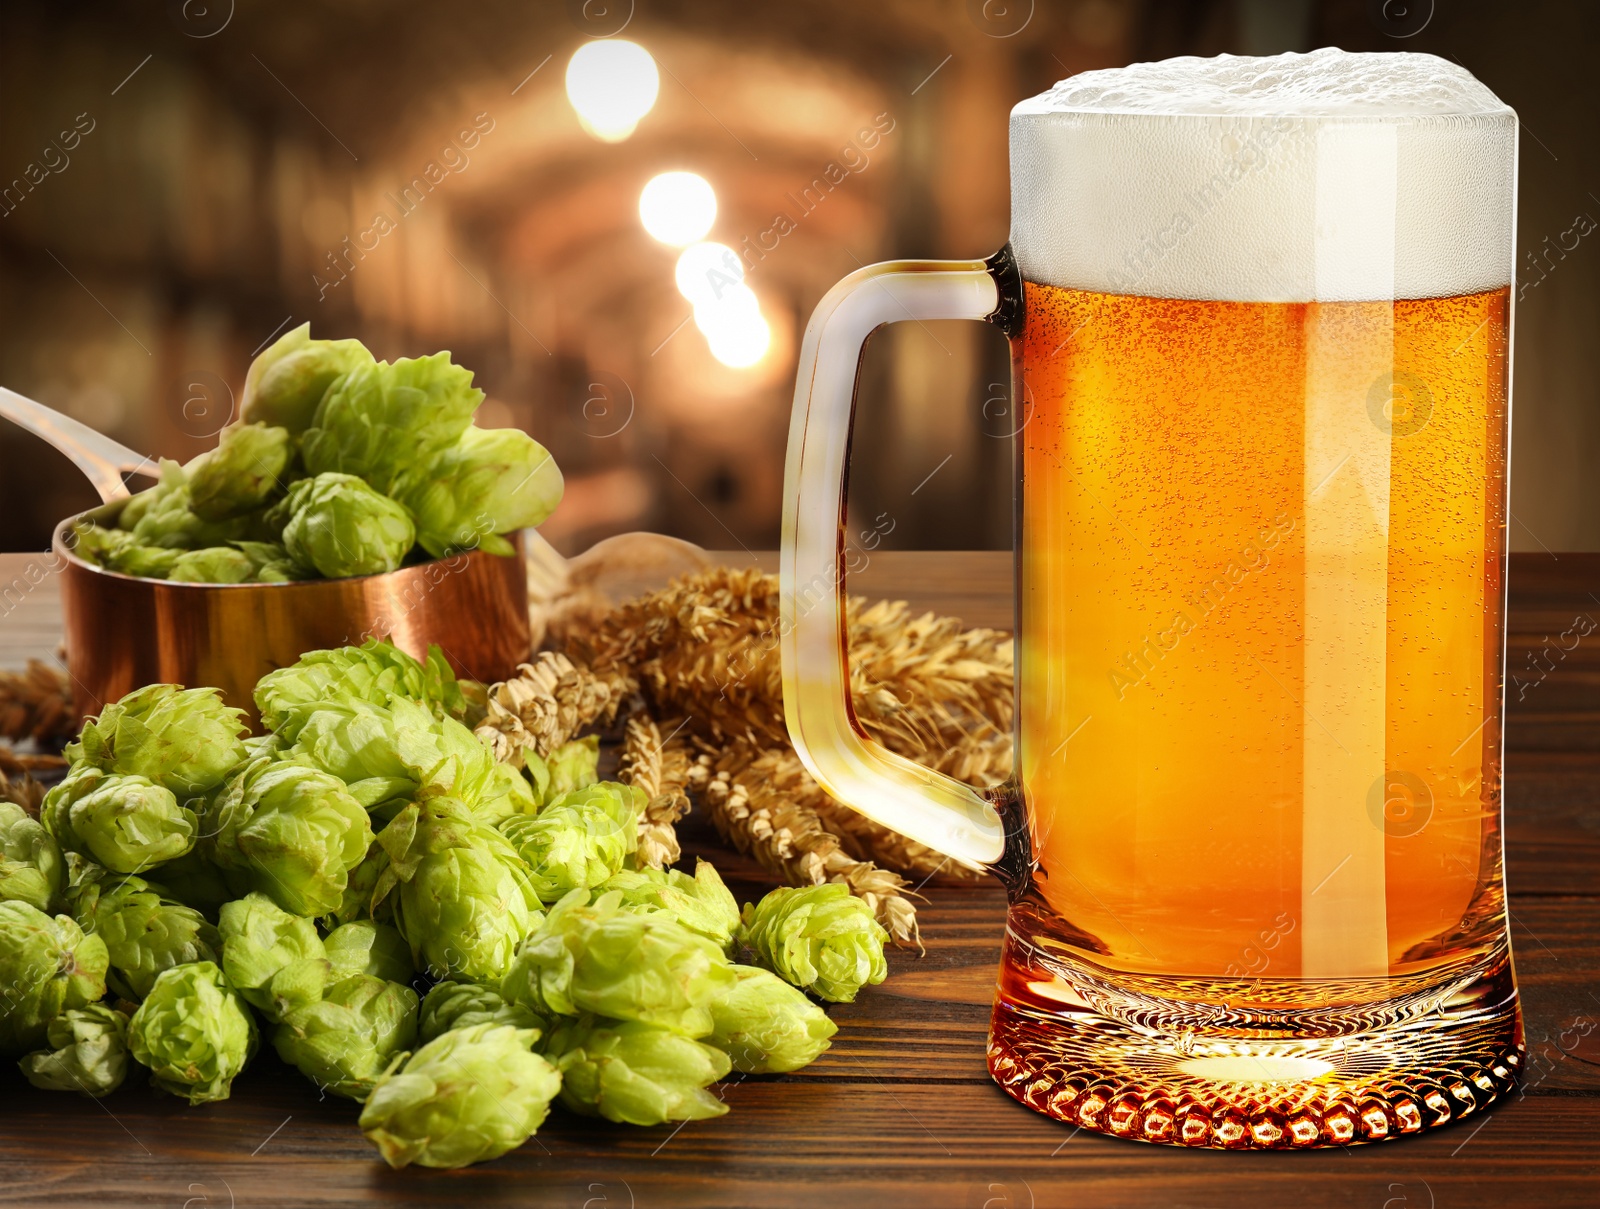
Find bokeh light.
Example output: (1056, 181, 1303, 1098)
(694, 283, 772, 368)
(674, 241, 744, 306)
(565, 40, 659, 142)
(639, 172, 717, 246)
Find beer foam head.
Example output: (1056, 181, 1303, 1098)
(1010, 49, 1515, 301)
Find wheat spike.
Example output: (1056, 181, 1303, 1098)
(693, 742, 922, 948)
(0, 660, 75, 748)
(568, 566, 1012, 877)
(574, 568, 1013, 781)
(617, 714, 692, 869)
(475, 651, 637, 766)
(0, 764, 47, 815)
(810, 793, 987, 882)
(572, 566, 785, 747)
(845, 597, 1014, 787)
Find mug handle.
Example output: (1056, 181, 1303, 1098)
(781, 255, 1016, 870)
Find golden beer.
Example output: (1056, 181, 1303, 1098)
(1011, 283, 1510, 990)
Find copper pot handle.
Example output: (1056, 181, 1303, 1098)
(0, 386, 157, 504)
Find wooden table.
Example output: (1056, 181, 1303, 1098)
(2, 550, 1598, 1208)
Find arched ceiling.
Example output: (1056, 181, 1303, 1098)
(2, 0, 1137, 550)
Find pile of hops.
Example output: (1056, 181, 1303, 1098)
(68, 324, 563, 585)
(477, 564, 1015, 947)
(0, 641, 892, 1169)
(1, 560, 1016, 947)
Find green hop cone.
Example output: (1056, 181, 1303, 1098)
(373, 799, 544, 982)
(67, 682, 249, 800)
(70, 522, 184, 579)
(227, 538, 310, 583)
(165, 546, 256, 584)
(204, 756, 374, 917)
(280, 702, 417, 807)
(255, 639, 466, 742)
(324, 920, 413, 984)
(117, 461, 183, 535)
(115, 479, 161, 531)
(359, 1022, 560, 1169)
(386, 698, 529, 817)
(71, 871, 220, 1001)
(0, 800, 64, 912)
(602, 860, 741, 953)
(285, 697, 527, 819)
(239, 323, 376, 435)
(233, 539, 293, 570)
(41, 766, 197, 874)
(123, 460, 258, 550)
(109, 543, 185, 580)
(301, 353, 483, 497)
(244, 732, 285, 761)
(219, 893, 331, 1022)
(497, 782, 644, 903)
(477, 760, 538, 824)
(252, 555, 310, 583)
(739, 884, 889, 1004)
(188, 422, 295, 521)
(417, 980, 545, 1044)
(274, 973, 418, 1102)
(150, 846, 234, 913)
(546, 1014, 730, 1126)
(709, 965, 836, 1074)
(501, 889, 736, 1037)
(276, 472, 417, 580)
(0, 901, 109, 1056)
(544, 734, 598, 801)
(18, 1002, 130, 1097)
(68, 519, 132, 569)
(520, 748, 552, 807)
(127, 961, 257, 1104)
(325, 840, 392, 926)
(398, 426, 564, 558)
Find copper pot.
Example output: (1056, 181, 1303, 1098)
(5, 387, 530, 724)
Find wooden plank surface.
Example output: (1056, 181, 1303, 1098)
(2, 550, 1599, 1207)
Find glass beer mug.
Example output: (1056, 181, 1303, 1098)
(781, 49, 1522, 1148)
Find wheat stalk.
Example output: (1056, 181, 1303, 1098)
(474, 651, 637, 766)
(0, 660, 75, 748)
(0, 764, 47, 814)
(573, 567, 1014, 786)
(484, 562, 1014, 938)
(616, 713, 692, 869)
(810, 793, 987, 882)
(692, 742, 923, 948)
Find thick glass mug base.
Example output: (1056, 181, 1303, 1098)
(987, 930, 1525, 1148)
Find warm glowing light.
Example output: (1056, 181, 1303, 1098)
(674, 242, 744, 306)
(565, 40, 659, 142)
(706, 318, 771, 368)
(694, 283, 771, 368)
(639, 172, 717, 246)
(1174, 1055, 1338, 1083)
(692, 282, 760, 335)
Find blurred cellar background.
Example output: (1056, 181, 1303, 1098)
(2, 0, 1597, 555)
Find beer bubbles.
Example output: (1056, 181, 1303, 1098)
(565, 40, 659, 142)
(639, 172, 717, 246)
